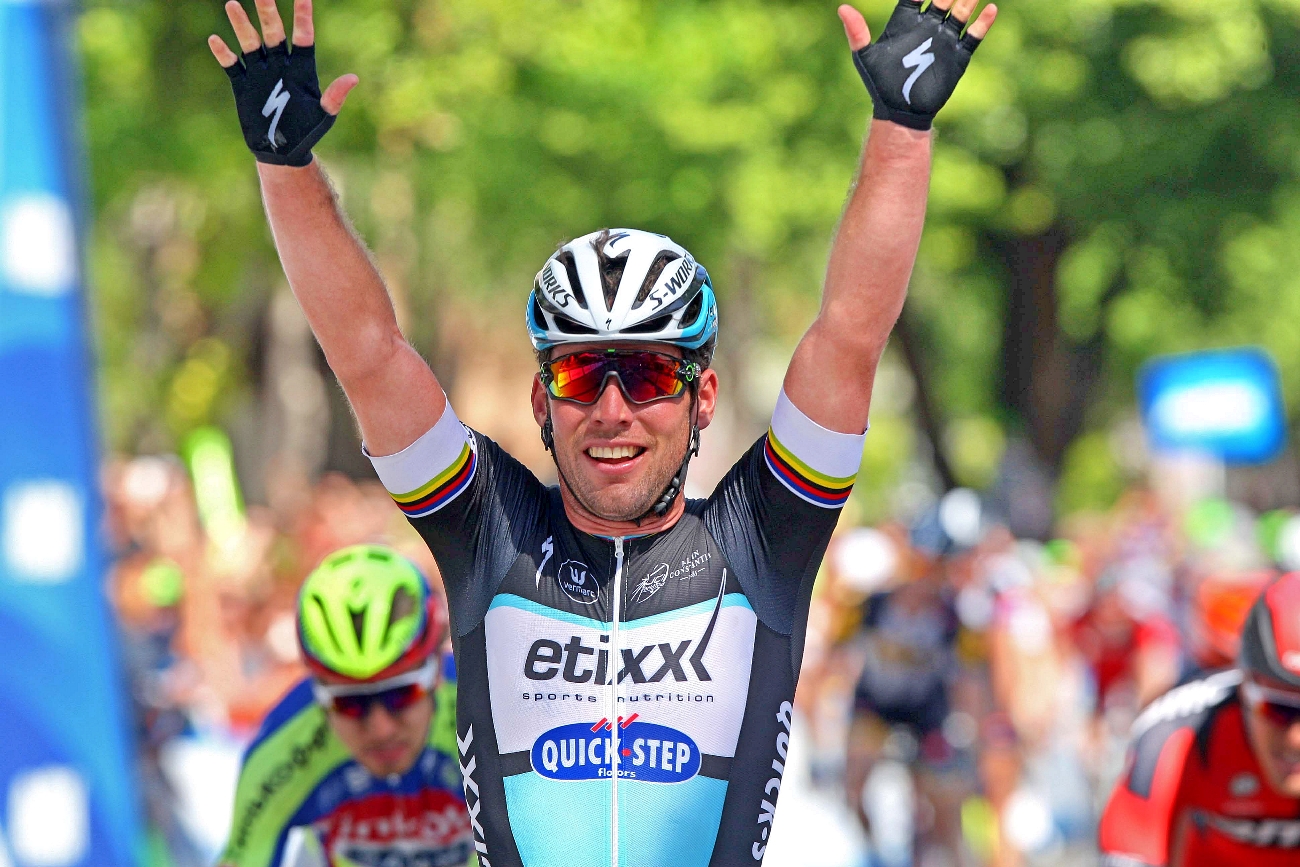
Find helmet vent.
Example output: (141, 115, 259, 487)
(555, 317, 599, 335)
(624, 312, 674, 335)
(680, 291, 704, 326)
(592, 230, 628, 310)
(634, 252, 678, 307)
(383, 586, 418, 646)
(349, 608, 366, 646)
(556, 251, 587, 310)
(311, 594, 344, 653)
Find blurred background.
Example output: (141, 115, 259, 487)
(4, 0, 1300, 863)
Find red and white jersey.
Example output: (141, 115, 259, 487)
(1100, 669, 1300, 866)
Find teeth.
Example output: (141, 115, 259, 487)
(588, 445, 640, 460)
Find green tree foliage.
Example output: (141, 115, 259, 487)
(79, 0, 1300, 509)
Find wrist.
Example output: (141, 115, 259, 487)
(865, 118, 932, 162)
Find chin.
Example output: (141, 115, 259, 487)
(361, 748, 421, 778)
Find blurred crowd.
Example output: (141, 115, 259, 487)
(103, 453, 441, 865)
(102, 446, 1299, 867)
(796, 487, 1289, 867)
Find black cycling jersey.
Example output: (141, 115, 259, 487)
(368, 389, 865, 867)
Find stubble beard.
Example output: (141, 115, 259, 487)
(556, 435, 687, 523)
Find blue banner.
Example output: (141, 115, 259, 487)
(0, 2, 142, 866)
(1138, 348, 1287, 465)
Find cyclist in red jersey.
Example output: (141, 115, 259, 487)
(1099, 571, 1300, 866)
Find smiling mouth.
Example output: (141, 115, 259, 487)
(586, 445, 645, 463)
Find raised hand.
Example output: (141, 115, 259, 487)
(208, 0, 358, 166)
(840, 0, 997, 131)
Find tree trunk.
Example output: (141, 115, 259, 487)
(995, 225, 1096, 474)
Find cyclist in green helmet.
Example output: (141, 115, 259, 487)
(219, 544, 473, 867)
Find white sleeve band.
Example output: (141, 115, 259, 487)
(763, 389, 866, 508)
(365, 401, 477, 516)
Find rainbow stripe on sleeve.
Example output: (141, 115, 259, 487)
(389, 440, 477, 518)
(763, 428, 856, 509)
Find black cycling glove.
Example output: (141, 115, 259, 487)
(852, 0, 982, 131)
(224, 42, 335, 167)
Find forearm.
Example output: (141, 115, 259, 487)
(824, 120, 930, 350)
(258, 162, 398, 378)
(257, 161, 445, 454)
(784, 120, 931, 432)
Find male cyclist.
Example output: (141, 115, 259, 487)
(208, 0, 995, 862)
(219, 545, 472, 867)
(1100, 572, 1300, 866)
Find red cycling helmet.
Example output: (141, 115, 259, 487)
(1239, 572, 1300, 687)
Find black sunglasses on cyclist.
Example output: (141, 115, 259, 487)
(541, 349, 701, 405)
(1243, 679, 1300, 728)
(312, 661, 435, 720)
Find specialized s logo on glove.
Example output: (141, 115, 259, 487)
(853, 0, 982, 130)
(224, 42, 335, 167)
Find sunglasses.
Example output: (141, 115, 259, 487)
(541, 350, 700, 405)
(1243, 679, 1300, 728)
(312, 660, 436, 720)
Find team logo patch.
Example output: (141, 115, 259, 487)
(530, 716, 701, 783)
(558, 559, 598, 605)
(1230, 773, 1261, 797)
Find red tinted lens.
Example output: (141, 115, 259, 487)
(329, 683, 428, 719)
(331, 694, 371, 720)
(546, 352, 684, 404)
(1260, 701, 1300, 728)
(546, 353, 609, 403)
(379, 683, 429, 714)
(616, 353, 686, 403)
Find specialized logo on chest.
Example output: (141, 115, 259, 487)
(484, 526, 759, 777)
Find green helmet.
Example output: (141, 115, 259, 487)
(296, 544, 445, 682)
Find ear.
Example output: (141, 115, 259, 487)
(693, 368, 719, 431)
(531, 374, 549, 428)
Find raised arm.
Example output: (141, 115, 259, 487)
(783, 0, 995, 434)
(209, 0, 445, 456)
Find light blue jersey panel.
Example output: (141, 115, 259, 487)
(503, 775, 610, 867)
(618, 776, 728, 867)
(502, 772, 727, 867)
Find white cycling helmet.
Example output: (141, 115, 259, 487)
(526, 228, 718, 353)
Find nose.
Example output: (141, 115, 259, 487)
(590, 372, 633, 426)
(361, 701, 401, 736)
(1286, 719, 1300, 749)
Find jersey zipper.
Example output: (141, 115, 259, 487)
(610, 535, 625, 867)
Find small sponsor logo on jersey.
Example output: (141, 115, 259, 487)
(1230, 772, 1261, 797)
(535, 535, 554, 588)
(1203, 812, 1300, 847)
(633, 550, 712, 604)
(558, 559, 598, 604)
(531, 716, 701, 783)
(321, 789, 472, 865)
(632, 563, 669, 603)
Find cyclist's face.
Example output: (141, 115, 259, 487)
(1243, 676, 1300, 796)
(533, 342, 718, 524)
(325, 692, 434, 777)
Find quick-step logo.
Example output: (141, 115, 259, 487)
(530, 715, 701, 783)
